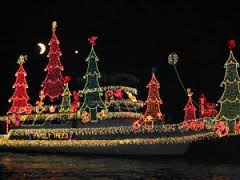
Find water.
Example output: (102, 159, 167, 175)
(0, 152, 240, 179)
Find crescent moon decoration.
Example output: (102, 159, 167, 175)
(38, 43, 46, 54)
(168, 52, 199, 106)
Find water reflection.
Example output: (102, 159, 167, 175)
(0, 153, 239, 179)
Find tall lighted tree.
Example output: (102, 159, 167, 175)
(79, 36, 107, 122)
(41, 21, 64, 102)
(144, 70, 163, 120)
(7, 55, 32, 115)
(59, 77, 72, 113)
(215, 40, 240, 134)
(184, 88, 196, 121)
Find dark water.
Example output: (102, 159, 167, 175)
(0, 152, 240, 179)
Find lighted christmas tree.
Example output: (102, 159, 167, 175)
(215, 40, 240, 134)
(79, 36, 107, 122)
(42, 21, 64, 101)
(59, 76, 72, 113)
(7, 55, 32, 115)
(144, 69, 163, 120)
(184, 88, 196, 121)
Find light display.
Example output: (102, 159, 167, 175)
(215, 40, 240, 134)
(78, 36, 107, 122)
(102, 86, 138, 95)
(72, 91, 80, 113)
(199, 93, 217, 118)
(215, 121, 229, 137)
(183, 88, 196, 121)
(180, 120, 205, 131)
(113, 87, 124, 99)
(8, 124, 214, 141)
(125, 91, 137, 102)
(49, 105, 56, 113)
(0, 132, 216, 151)
(236, 122, 240, 134)
(81, 111, 90, 123)
(144, 71, 163, 120)
(59, 82, 72, 113)
(41, 21, 64, 101)
(7, 55, 32, 115)
(110, 100, 143, 108)
(35, 90, 46, 114)
(0, 112, 142, 122)
(133, 71, 163, 129)
(144, 115, 154, 130)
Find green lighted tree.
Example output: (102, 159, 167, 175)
(79, 36, 107, 122)
(215, 40, 240, 134)
(59, 81, 72, 113)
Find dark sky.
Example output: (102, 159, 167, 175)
(0, 0, 239, 121)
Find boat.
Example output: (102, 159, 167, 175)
(0, 22, 236, 156)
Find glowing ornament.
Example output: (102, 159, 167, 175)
(49, 105, 56, 113)
(215, 121, 229, 137)
(81, 111, 90, 123)
(97, 109, 108, 120)
(168, 52, 178, 65)
(144, 115, 154, 130)
(126, 91, 137, 102)
(35, 100, 45, 114)
(113, 87, 124, 100)
(88, 36, 98, 46)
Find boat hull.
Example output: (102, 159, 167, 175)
(0, 139, 190, 155)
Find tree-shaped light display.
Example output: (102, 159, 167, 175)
(41, 21, 64, 102)
(8, 55, 32, 115)
(79, 36, 107, 122)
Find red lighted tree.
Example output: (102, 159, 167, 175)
(7, 55, 32, 115)
(144, 71, 163, 120)
(133, 70, 163, 129)
(42, 21, 64, 101)
(183, 88, 196, 121)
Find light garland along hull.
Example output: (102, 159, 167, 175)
(0, 111, 216, 155)
(0, 117, 216, 155)
(0, 131, 215, 155)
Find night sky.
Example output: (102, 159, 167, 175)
(0, 1, 239, 122)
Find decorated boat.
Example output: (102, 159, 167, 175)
(0, 22, 238, 155)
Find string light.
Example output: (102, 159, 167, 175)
(199, 93, 218, 118)
(7, 55, 32, 115)
(144, 72, 163, 120)
(41, 21, 64, 102)
(0, 132, 216, 153)
(101, 86, 138, 95)
(7, 125, 215, 142)
(59, 82, 72, 112)
(183, 88, 196, 121)
(0, 112, 142, 122)
(79, 36, 107, 122)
